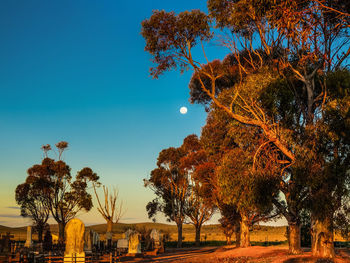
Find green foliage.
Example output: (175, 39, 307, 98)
(145, 146, 188, 225)
(141, 10, 212, 78)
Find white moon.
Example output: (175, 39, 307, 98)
(180, 106, 188, 114)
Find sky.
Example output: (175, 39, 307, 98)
(0, 0, 287, 228)
(0, 0, 227, 227)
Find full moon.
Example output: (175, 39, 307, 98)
(180, 106, 188, 114)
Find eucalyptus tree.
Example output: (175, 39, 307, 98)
(19, 142, 100, 243)
(180, 134, 216, 246)
(144, 146, 189, 248)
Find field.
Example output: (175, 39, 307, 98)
(0, 222, 347, 244)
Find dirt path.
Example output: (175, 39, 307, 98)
(117, 246, 350, 263)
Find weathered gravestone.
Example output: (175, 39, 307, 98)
(105, 232, 113, 249)
(1, 233, 14, 253)
(83, 229, 92, 252)
(127, 231, 141, 255)
(124, 229, 133, 240)
(150, 229, 163, 251)
(116, 229, 131, 252)
(24, 226, 33, 248)
(91, 230, 99, 249)
(64, 219, 85, 263)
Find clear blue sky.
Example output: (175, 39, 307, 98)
(0, 0, 233, 226)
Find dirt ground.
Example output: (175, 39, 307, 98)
(117, 246, 350, 263)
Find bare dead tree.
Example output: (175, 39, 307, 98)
(93, 184, 125, 233)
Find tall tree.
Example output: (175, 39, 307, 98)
(180, 135, 216, 246)
(144, 146, 189, 248)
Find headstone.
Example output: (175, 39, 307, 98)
(51, 234, 59, 244)
(150, 229, 163, 253)
(2, 233, 14, 253)
(64, 219, 85, 263)
(105, 232, 112, 249)
(91, 231, 100, 250)
(123, 229, 133, 240)
(150, 229, 162, 249)
(106, 232, 112, 240)
(84, 229, 92, 251)
(24, 226, 33, 248)
(116, 239, 128, 249)
(127, 231, 141, 254)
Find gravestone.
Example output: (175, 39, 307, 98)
(105, 232, 112, 249)
(84, 229, 92, 252)
(24, 226, 33, 248)
(1, 233, 14, 253)
(127, 231, 141, 255)
(91, 231, 100, 249)
(64, 219, 85, 263)
(116, 239, 128, 249)
(150, 229, 164, 253)
(123, 229, 133, 240)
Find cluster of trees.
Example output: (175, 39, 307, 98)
(142, 0, 350, 258)
(144, 135, 215, 247)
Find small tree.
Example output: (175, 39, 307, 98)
(15, 176, 50, 242)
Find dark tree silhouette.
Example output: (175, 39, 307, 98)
(15, 176, 50, 242)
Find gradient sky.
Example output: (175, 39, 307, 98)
(0, 0, 229, 227)
(0, 0, 287, 228)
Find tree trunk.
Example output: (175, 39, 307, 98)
(107, 220, 113, 233)
(58, 222, 65, 244)
(226, 235, 231, 245)
(235, 225, 240, 248)
(311, 215, 335, 258)
(288, 222, 302, 254)
(240, 214, 250, 247)
(177, 223, 183, 248)
(195, 225, 201, 247)
(38, 227, 43, 243)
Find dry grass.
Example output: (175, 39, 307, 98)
(0, 223, 346, 244)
